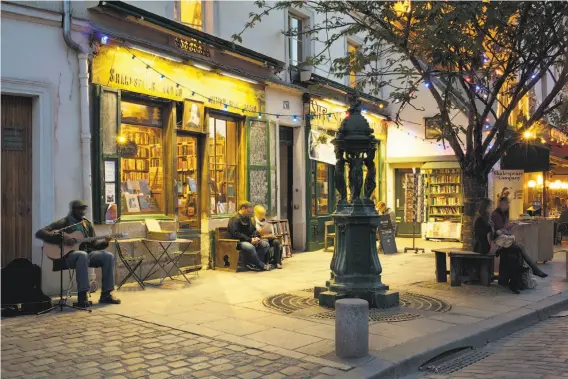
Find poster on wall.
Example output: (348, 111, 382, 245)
(491, 170, 524, 219)
(182, 100, 204, 132)
(309, 129, 336, 165)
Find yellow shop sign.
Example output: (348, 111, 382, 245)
(91, 45, 265, 112)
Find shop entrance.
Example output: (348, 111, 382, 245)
(279, 126, 294, 240)
(395, 168, 420, 237)
(1, 95, 33, 267)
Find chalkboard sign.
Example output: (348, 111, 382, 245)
(378, 214, 398, 254)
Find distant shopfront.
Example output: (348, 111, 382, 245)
(90, 42, 275, 264)
(305, 97, 388, 251)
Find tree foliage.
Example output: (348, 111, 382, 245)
(234, 1, 568, 180)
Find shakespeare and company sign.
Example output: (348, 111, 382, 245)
(91, 44, 264, 113)
(491, 170, 524, 219)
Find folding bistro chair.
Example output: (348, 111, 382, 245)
(114, 239, 145, 290)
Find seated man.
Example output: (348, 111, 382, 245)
(253, 205, 283, 269)
(228, 201, 271, 271)
(35, 200, 121, 308)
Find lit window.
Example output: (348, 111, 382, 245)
(348, 42, 359, 88)
(179, 0, 202, 30)
(208, 115, 238, 215)
(119, 101, 164, 215)
(288, 13, 304, 66)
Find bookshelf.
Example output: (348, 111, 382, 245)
(120, 124, 163, 214)
(424, 168, 463, 240)
(268, 219, 292, 258)
(176, 135, 199, 229)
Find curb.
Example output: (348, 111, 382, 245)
(337, 291, 568, 379)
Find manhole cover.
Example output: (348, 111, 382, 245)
(262, 293, 319, 314)
(400, 292, 451, 312)
(312, 311, 422, 322)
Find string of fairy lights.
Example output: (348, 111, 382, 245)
(110, 43, 567, 150)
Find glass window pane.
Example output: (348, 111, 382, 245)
(120, 124, 163, 214)
(121, 101, 162, 127)
(180, 0, 203, 30)
(209, 116, 238, 215)
(317, 162, 329, 214)
(177, 135, 199, 229)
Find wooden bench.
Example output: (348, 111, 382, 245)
(433, 248, 495, 287)
(214, 227, 242, 272)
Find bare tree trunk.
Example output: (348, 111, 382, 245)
(462, 173, 488, 250)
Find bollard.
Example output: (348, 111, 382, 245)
(335, 298, 369, 359)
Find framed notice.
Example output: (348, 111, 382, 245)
(182, 100, 204, 132)
(424, 115, 443, 140)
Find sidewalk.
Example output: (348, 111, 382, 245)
(2, 238, 567, 379)
(102, 239, 568, 374)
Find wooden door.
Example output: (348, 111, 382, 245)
(1, 95, 33, 267)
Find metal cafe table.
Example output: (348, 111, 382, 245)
(138, 238, 193, 286)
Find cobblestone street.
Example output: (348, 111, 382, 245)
(416, 313, 568, 379)
(0, 311, 342, 379)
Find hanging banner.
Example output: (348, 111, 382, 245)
(491, 170, 524, 219)
(309, 129, 336, 165)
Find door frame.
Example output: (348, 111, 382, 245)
(279, 125, 294, 240)
(2, 78, 55, 267)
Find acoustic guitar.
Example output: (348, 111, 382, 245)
(43, 231, 127, 260)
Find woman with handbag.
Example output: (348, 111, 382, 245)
(474, 198, 525, 293)
(491, 197, 548, 278)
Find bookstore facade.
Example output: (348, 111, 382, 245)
(90, 42, 275, 256)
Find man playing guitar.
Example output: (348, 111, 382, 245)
(36, 200, 121, 308)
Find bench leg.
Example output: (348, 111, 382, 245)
(450, 258, 462, 286)
(480, 260, 491, 286)
(435, 252, 447, 283)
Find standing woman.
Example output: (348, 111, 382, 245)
(491, 197, 548, 278)
(474, 198, 524, 293)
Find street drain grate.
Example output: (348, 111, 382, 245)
(400, 292, 451, 312)
(420, 348, 492, 374)
(262, 293, 319, 314)
(263, 292, 451, 314)
(312, 311, 422, 322)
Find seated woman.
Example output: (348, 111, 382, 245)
(474, 198, 525, 294)
(491, 197, 548, 278)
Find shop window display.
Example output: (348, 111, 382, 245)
(312, 161, 330, 216)
(208, 116, 238, 215)
(119, 101, 164, 215)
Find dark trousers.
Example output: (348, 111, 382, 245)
(498, 246, 523, 289)
(266, 238, 282, 265)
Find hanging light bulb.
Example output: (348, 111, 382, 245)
(224, 104, 228, 111)
(293, 115, 297, 122)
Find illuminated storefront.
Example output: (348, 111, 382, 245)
(90, 37, 277, 262)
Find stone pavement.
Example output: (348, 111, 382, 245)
(1, 311, 341, 379)
(2, 238, 567, 378)
(410, 312, 568, 378)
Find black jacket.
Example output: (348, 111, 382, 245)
(35, 215, 109, 251)
(227, 213, 259, 242)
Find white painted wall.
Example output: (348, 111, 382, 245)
(1, 9, 87, 295)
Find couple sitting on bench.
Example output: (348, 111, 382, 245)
(227, 201, 283, 271)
